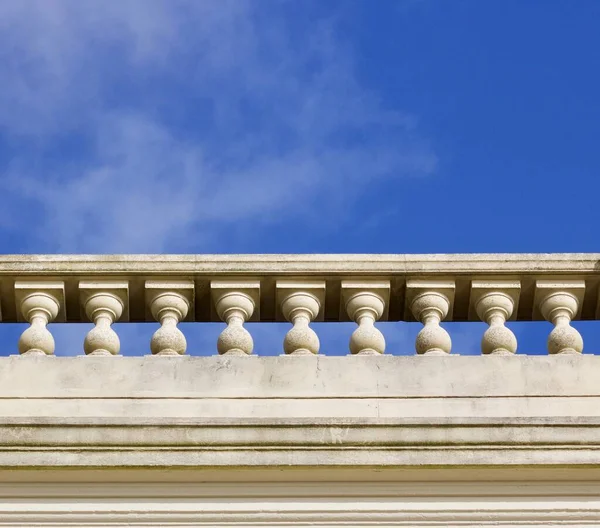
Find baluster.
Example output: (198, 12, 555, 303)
(15, 281, 65, 356)
(146, 281, 194, 356)
(80, 281, 128, 356)
(341, 281, 390, 355)
(211, 281, 260, 356)
(471, 281, 520, 355)
(407, 280, 455, 355)
(535, 280, 585, 355)
(277, 281, 325, 355)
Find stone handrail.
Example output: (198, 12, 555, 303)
(2, 253, 599, 356)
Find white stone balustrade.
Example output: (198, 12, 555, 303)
(80, 281, 128, 356)
(15, 281, 65, 356)
(342, 281, 389, 355)
(0, 254, 599, 356)
(535, 280, 585, 355)
(471, 280, 520, 355)
(211, 281, 259, 355)
(146, 280, 193, 356)
(3, 255, 600, 526)
(277, 280, 325, 355)
(407, 280, 455, 355)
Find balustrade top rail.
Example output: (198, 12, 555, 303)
(0, 253, 599, 275)
(2, 253, 600, 356)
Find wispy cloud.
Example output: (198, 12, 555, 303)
(0, 0, 436, 253)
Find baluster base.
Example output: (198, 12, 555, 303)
(354, 349, 382, 356)
(554, 348, 581, 355)
(21, 349, 50, 357)
(154, 349, 183, 356)
(489, 349, 515, 356)
(422, 349, 450, 356)
(289, 349, 316, 356)
(88, 349, 113, 356)
(222, 349, 252, 356)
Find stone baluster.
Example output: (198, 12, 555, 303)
(341, 281, 390, 355)
(277, 281, 325, 355)
(211, 281, 260, 356)
(146, 281, 194, 356)
(407, 280, 455, 355)
(79, 281, 128, 356)
(15, 281, 65, 356)
(471, 281, 520, 355)
(535, 280, 585, 355)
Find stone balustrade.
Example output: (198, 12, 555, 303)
(3, 253, 600, 525)
(1, 253, 599, 355)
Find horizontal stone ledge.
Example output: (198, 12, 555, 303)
(5, 478, 600, 497)
(2, 356, 600, 398)
(3, 465, 600, 485)
(4, 446, 600, 468)
(5, 416, 600, 425)
(1, 503, 600, 527)
(2, 420, 600, 447)
(1, 254, 600, 336)
(4, 478, 600, 526)
(4, 396, 600, 419)
(0, 253, 598, 274)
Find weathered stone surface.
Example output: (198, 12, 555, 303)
(0, 253, 599, 323)
(0, 253, 599, 525)
(0, 355, 599, 470)
(0, 352, 599, 525)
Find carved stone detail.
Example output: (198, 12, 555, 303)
(536, 281, 585, 355)
(341, 281, 390, 355)
(407, 280, 455, 356)
(471, 281, 520, 355)
(80, 281, 128, 356)
(212, 281, 259, 356)
(15, 281, 65, 356)
(277, 281, 325, 355)
(146, 281, 194, 356)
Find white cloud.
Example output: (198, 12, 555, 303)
(0, 0, 436, 253)
(0, 0, 438, 355)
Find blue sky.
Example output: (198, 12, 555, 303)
(0, 0, 598, 356)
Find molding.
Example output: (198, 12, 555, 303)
(0, 352, 599, 525)
(0, 479, 600, 526)
(0, 357, 600, 470)
(0, 252, 597, 274)
(2, 418, 600, 468)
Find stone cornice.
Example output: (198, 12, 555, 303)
(2, 417, 600, 468)
(3, 354, 600, 525)
(2, 479, 600, 526)
(0, 252, 597, 275)
(1, 356, 600, 470)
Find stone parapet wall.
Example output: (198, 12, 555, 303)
(1, 355, 599, 469)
